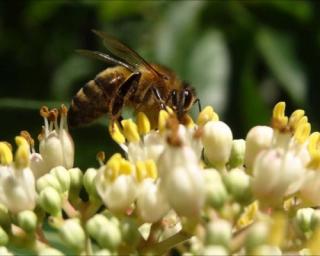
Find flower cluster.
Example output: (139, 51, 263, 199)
(1, 102, 320, 255)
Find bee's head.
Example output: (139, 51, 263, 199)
(168, 83, 198, 120)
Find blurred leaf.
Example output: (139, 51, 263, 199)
(187, 30, 230, 114)
(154, 1, 206, 76)
(256, 28, 306, 105)
(24, 1, 63, 25)
(51, 55, 94, 100)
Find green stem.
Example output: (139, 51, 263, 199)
(140, 230, 192, 255)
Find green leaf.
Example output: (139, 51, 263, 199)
(187, 30, 230, 114)
(154, 1, 206, 76)
(256, 28, 306, 105)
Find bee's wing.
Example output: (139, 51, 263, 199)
(92, 30, 165, 78)
(76, 49, 135, 72)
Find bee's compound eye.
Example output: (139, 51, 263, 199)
(183, 89, 193, 109)
(171, 90, 178, 108)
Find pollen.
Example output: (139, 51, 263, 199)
(14, 136, 30, 169)
(158, 110, 170, 133)
(272, 102, 288, 131)
(121, 119, 140, 143)
(109, 122, 126, 144)
(294, 121, 311, 144)
(0, 141, 13, 165)
(137, 112, 151, 136)
(236, 200, 258, 229)
(197, 106, 219, 126)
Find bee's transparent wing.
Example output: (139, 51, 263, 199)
(92, 30, 164, 78)
(76, 49, 135, 72)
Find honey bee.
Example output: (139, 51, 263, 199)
(68, 30, 200, 128)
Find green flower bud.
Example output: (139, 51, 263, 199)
(17, 210, 37, 233)
(50, 166, 70, 193)
(0, 204, 10, 228)
(311, 210, 320, 229)
(101, 210, 120, 227)
(86, 214, 121, 250)
(69, 167, 83, 192)
(38, 247, 64, 256)
(223, 168, 252, 203)
(200, 245, 228, 256)
(228, 139, 246, 168)
(37, 173, 61, 193)
(245, 222, 269, 251)
(120, 217, 141, 247)
(83, 168, 99, 200)
(0, 227, 8, 246)
(203, 169, 228, 209)
(206, 219, 232, 248)
(94, 249, 112, 256)
(39, 187, 62, 216)
(296, 208, 314, 233)
(253, 245, 282, 255)
(59, 219, 85, 251)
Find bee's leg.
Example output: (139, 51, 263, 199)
(194, 98, 202, 112)
(151, 87, 166, 109)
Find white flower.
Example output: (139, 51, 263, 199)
(158, 145, 204, 217)
(299, 170, 320, 206)
(252, 148, 305, 206)
(136, 179, 169, 223)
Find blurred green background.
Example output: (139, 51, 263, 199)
(1, 0, 320, 169)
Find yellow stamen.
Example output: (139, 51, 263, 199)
(109, 122, 126, 144)
(137, 112, 150, 136)
(0, 142, 13, 165)
(294, 122, 311, 144)
(267, 212, 286, 247)
(136, 160, 147, 182)
(165, 106, 174, 114)
(158, 110, 170, 133)
(236, 201, 259, 229)
(145, 159, 157, 179)
(105, 153, 122, 181)
(121, 119, 140, 143)
(307, 132, 320, 169)
(119, 159, 133, 176)
(183, 114, 195, 128)
(308, 226, 320, 254)
(288, 109, 305, 131)
(272, 102, 288, 131)
(14, 136, 30, 168)
(197, 106, 219, 126)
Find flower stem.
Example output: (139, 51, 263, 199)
(140, 230, 191, 255)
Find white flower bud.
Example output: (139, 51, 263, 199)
(0, 166, 36, 213)
(206, 219, 232, 248)
(229, 139, 246, 168)
(39, 187, 62, 216)
(200, 245, 228, 256)
(17, 210, 37, 232)
(0, 246, 13, 256)
(29, 153, 46, 179)
(223, 168, 252, 203)
(59, 219, 85, 251)
(299, 248, 311, 256)
(203, 169, 228, 209)
(36, 173, 62, 193)
(300, 170, 320, 206)
(296, 208, 314, 233)
(83, 168, 99, 200)
(50, 166, 70, 193)
(120, 217, 141, 247)
(0, 227, 8, 246)
(245, 126, 273, 171)
(202, 121, 233, 169)
(137, 179, 170, 223)
(252, 148, 305, 206)
(40, 131, 64, 170)
(253, 245, 282, 255)
(245, 222, 269, 251)
(38, 248, 64, 256)
(97, 174, 137, 214)
(86, 214, 121, 250)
